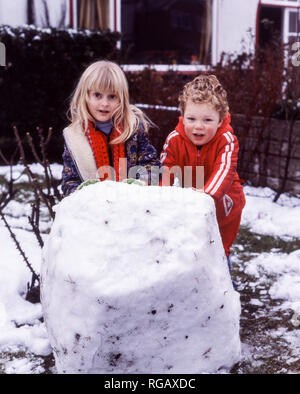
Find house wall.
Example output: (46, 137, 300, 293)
(0, 0, 263, 62)
(0, 0, 70, 27)
(0, 0, 26, 26)
(214, 0, 300, 63)
(1, 0, 298, 63)
(34, 0, 70, 27)
(214, 0, 259, 62)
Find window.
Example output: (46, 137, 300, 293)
(286, 8, 300, 42)
(121, 0, 212, 65)
(77, 0, 110, 30)
(258, 6, 283, 48)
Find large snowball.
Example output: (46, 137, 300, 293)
(41, 182, 241, 374)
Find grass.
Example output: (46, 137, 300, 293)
(234, 225, 300, 255)
(0, 350, 55, 374)
(230, 226, 300, 374)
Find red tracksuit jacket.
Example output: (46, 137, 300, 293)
(160, 113, 246, 256)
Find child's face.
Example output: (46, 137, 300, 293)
(87, 90, 120, 122)
(183, 101, 222, 146)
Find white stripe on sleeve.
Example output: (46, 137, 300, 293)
(205, 131, 235, 196)
(160, 130, 179, 164)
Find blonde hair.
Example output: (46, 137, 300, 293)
(178, 74, 229, 122)
(69, 60, 151, 143)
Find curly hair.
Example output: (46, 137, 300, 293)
(178, 74, 229, 121)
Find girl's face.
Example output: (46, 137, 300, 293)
(183, 101, 222, 146)
(87, 90, 120, 122)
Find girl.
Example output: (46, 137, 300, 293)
(61, 60, 160, 196)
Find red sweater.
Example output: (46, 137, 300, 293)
(160, 113, 246, 255)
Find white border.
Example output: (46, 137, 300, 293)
(261, 0, 300, 7)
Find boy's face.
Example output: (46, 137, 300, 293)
(183, 101, 222, 146)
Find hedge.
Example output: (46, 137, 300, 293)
(1, 25, 298, 167)
(0, 25, 120, 162)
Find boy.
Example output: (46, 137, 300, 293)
(160, 75, 245, 258)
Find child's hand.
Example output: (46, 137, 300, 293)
(122, 178, 146, 186)
(77, 179, 100, 191)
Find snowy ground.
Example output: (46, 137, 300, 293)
(0, 163, 299, 374)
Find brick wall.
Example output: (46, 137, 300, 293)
(232, 114, 300, 195)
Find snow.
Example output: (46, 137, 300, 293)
(0, 224, 51, 357)
(4, 355, 45, 374)
(135, 103, 179, 112)
(41, 182, 241, 374)
(241, 186, 300, 238)
(121, 64, 209, 73)
(0, 163, 300, 374)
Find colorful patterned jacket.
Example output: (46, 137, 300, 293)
(61, 121, 160, 197)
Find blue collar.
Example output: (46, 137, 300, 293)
(95, 120, 113, 136)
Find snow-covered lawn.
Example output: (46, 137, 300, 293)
(0, 164, 299, 374)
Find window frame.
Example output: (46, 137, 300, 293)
(283, 7, 300, 42)
(261, 0, 300, 7)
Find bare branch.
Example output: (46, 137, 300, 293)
(0, 209, 40, 284)
(13, 126, 57, 219)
